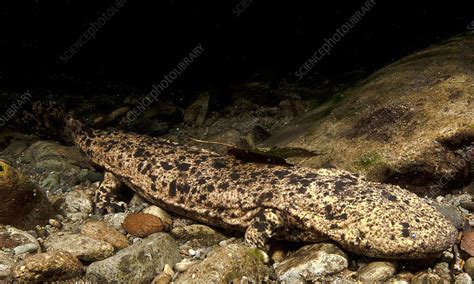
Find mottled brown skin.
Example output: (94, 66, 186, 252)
(16, 102, 458, 259)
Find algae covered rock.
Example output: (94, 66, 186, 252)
(276, 243, 348, 283)
(86, 233, 181, 283)
(0, 160, 54, 230)
(265, 33, 474, 194)
(176, 243, 273, 283)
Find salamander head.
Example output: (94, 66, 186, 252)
(10, 101, 69, 142)
(11, 101, 89, 145)
(321, 182, 458, 259)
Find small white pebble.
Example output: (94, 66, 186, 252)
(48, 219, 62, 229)
(175, 260, 199, 272)
(13, 243, 39, 255)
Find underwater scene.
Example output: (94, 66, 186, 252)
(0, 1, 473, 283)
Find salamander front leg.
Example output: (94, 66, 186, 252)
(244, 208, 285, 250)
(94, 172, 127, 214)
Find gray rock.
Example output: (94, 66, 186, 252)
(276, 243, 348, 283)
(411, 270, 442, 284)
(44, 233, 114, 262)
(0, 252, 14, 280)
(23, 141, 100, 188)
(433, 262, 453, 283)
(86, 233, 181, 283)
(13, 243, 39, 255)
(176, 243, 272, 283)
(12, 251, 84, 282)
(433, 204, 464, 229)
(40, 172, 61, 189)
(356, 261, 397, 282)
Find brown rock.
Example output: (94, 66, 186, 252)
(81, 220, 129, 250)
(356, 261, 397, 282)
(44, 233, 114, 262)
(461, 231, 474, 256)
(0, 160, 54, 230)
(12, 251, 84, 282)
(122, 213, 164, 238)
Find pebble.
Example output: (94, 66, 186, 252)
(103, 212, 127, 233)
(465, 257, 474, 278)
(432, 204, 464, 229)
(143, 205, 173, 227)
(48, 218, 62, 229)
(0, 253, 14, 280)
(61, 190, 93, 214)
(393, 271, 414, 282)
(171, 224, 227, 247)
(455, 272, 472, 284)
(271, 248, 286, 264)
(44, 233, 114, 262)
(81, 220, 129, 250)
(122, 213, 164, 238)
(66, 212, 89, 222)
(35, 226, 48, 238)
(276, 243, 348, 283)
(356, 261, 397, 282)
(152, 264, 174, 284)
(174, 258, 199, 272)
(12, 251, 84, 282)
(6, 227, 41, 253)
(86, 233, 181, 283)
(13, 243, 39, 255)
(175, 243, 272, 283)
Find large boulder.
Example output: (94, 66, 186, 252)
(265, 33, 474, 195)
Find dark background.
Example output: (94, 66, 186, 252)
(0, 0, 472, 93)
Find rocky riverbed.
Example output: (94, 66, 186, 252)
(0, 33, 472, 283)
